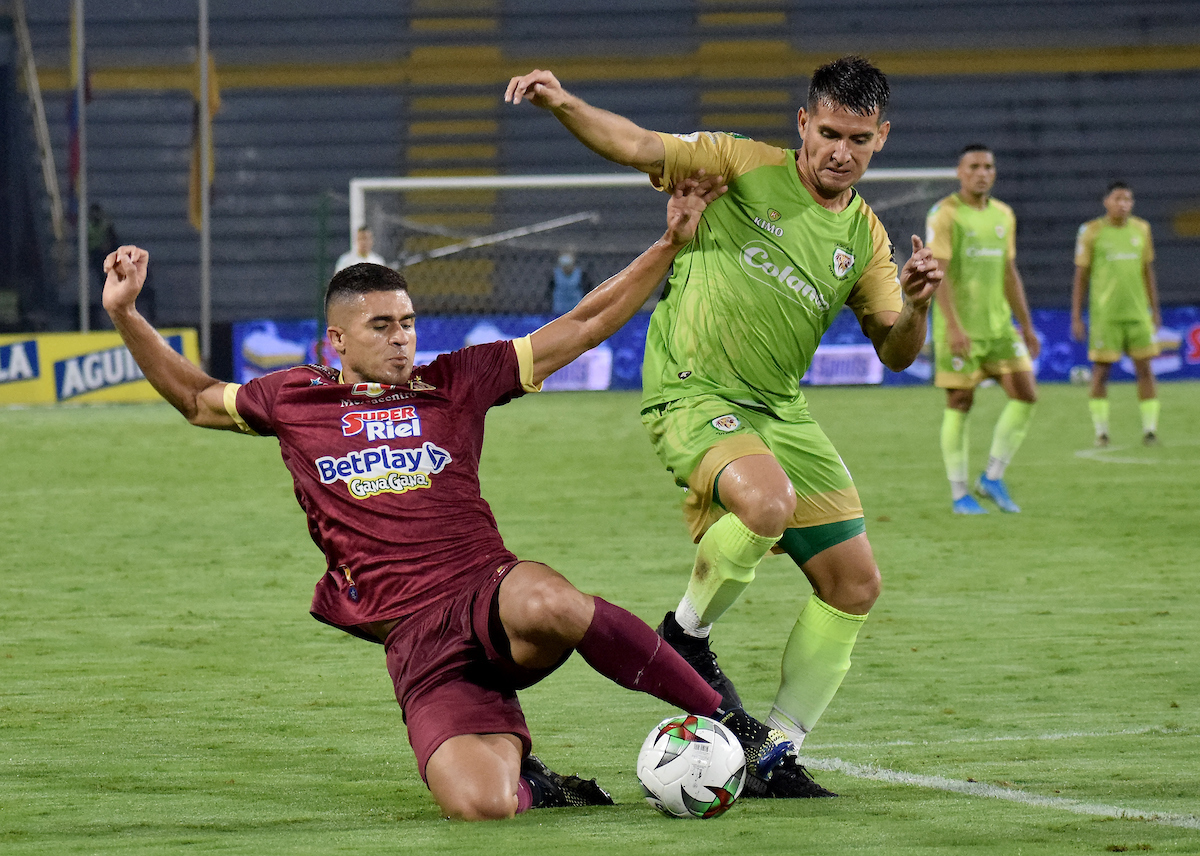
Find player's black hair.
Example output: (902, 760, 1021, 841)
(959, 143, 992, 158)
(806, 56, 890, 120)
(1106, 180, 1131, 194)
(324, 263, 408, 315)
(355, 224, 371, 233)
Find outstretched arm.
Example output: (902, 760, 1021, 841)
(505, 69, 666, 174)
(528, 173, 725, 385)
(102, 246, 235, 430)
(861, 235, 943, 372)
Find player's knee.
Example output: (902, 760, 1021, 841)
(821, 561, 880, 614)
(737, 483, 796, 537)
(947, 389, 973, 411)
(435, 784, 517, 821)
(518, 575, 591, 641)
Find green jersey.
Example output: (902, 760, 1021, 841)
(926, 193, 1017, 341)
(642, 131, 901, 421)
(1074, 216, 1154, 322)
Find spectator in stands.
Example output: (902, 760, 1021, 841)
(548, 251, 590, 314)
(336, 226, 387, 272)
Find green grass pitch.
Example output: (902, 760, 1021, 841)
(2, 382, 1197, 854)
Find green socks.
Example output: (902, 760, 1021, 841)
(766, 594, 867, 746)
(681, 513, 777, 628)
(1089, 397, 1110, 439)
(1140, 398, 1160, 435)
(1089, 397, 1159, 439)
(940, 408, 969, 500)
(986, 400, 1035, 480)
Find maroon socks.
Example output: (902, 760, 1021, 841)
(576, 597, 721, 715)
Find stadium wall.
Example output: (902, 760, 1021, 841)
(13, 1, 1200, 330)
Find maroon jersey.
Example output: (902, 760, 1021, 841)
(225, 339, 539, 634)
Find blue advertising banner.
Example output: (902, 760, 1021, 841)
(232, 307, 1200, 390)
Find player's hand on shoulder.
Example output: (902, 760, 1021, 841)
(505, 69, 569, 109)
(664, 171, 726, 246)
(900, 235, 942, 309)
(102, 245, 149, 315)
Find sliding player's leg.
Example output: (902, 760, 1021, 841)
(498, 561, 790, 782)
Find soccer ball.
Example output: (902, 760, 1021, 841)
(636, 714, 747, 819)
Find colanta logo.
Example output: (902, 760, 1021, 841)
(739, 241, 830, 313)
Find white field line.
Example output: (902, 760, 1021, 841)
(798, 739, 1200, 831)
(812, 725, 1186, 749)
(1075, 437, 1200, 465)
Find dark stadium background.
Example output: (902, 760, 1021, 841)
(3, 0, 1198, 381)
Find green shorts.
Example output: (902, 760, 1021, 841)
(934, 325, 1033, 389)
(641, 395, 863, 543)
(1089, 315, 1159, 363)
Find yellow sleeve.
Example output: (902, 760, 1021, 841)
(1138, 218, 1155, 262)
(222, 382, 259, 436)
(1074, 221, 1098, 267)
(846, 209, 902, 321)
(511, 336, 543, 393)
(924, 197, 955, 259)
(652, 131, 788, 192)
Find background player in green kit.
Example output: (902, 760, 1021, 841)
(1071, 181, 1162, 446)
(927, 144, 1039, 515)
(506, 57, 943, 797)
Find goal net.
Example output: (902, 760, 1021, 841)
(348, 169, 958, 316)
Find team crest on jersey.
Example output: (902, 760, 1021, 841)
(767, 208, 781, 222)
(315, 441, 451, 500)
(995, 225, 1006, 238)
(832, 247, 855, 279)
(711, 414, 740, 432)
(351, 382, 391, 398)
(679, 371, 692, 380)
(409, 378, 436, 391)
(341, 405, 422, 439)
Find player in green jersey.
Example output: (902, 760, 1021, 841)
(1071, 181, 1161, 446)
(506, 57, 943, 797)
(926, 144, 1039, 515)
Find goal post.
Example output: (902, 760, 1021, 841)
(346, 168, 958, 315)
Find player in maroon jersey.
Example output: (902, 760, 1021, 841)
(102, 174, 795, 820)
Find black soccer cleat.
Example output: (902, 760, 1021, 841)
(714, 706, 793, 786)
(520, 754, 614, 809)
(746, 752, 837, 798)
(657, 611, 743, 710)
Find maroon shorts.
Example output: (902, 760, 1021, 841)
(384, 561, 558, 782)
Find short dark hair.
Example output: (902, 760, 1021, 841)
(959, 143, 992, 158)
(356, 225, 371, 234)
(1106, 180, 1131, 195)
(325, 263, 407, 315)
(807, 55, 890, 120)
